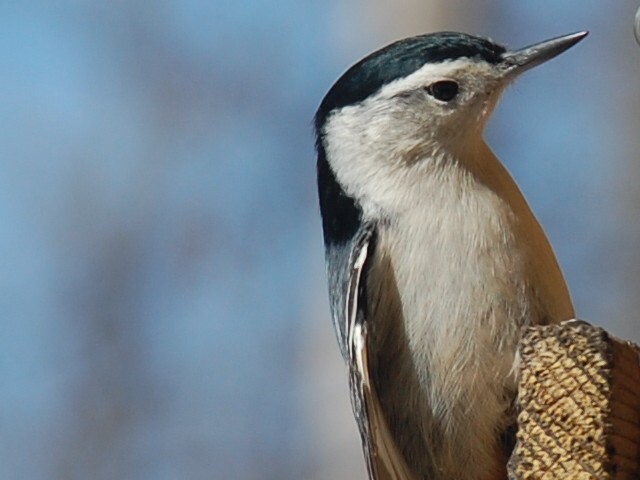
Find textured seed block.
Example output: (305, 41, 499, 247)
(508, 321, 640, 480)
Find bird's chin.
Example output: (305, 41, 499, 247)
(475, 92, 504, 130)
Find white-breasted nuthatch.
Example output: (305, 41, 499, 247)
(315, 31, 587, 480)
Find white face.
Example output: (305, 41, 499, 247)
(322, 58, 509, 216)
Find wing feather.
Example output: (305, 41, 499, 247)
(343, 228, 416, 480)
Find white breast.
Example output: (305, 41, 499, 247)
(372, 161, 528, 414)
(365, 144, 574, 478)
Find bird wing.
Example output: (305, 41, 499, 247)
(339, 226, 416, 480)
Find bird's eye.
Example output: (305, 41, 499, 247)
(426, 81, 459, 102)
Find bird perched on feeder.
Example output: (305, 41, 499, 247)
(315, 30, 586, 480)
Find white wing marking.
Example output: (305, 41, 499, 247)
(345, 233, 416, 480)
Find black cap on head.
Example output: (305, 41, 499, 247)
(314, 32, 506, 134)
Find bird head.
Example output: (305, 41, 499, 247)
(315, 31, 587, 217)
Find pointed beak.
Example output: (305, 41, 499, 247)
(500, 31, 588, 77)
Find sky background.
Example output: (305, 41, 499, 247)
(1, 1, 640, 479)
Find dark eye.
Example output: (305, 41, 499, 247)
(426, 81, 459, 102)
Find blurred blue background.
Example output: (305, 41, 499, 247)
(1, 1, 640, 479)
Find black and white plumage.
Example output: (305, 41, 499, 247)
(315, 31, 586, 480)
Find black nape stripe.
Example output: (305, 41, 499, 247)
(316, 143, 363, 248)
